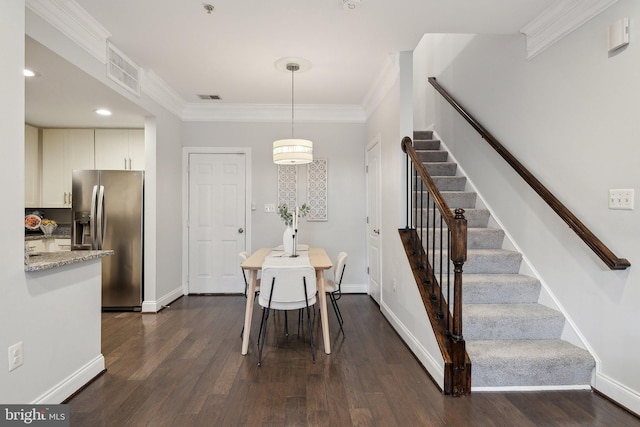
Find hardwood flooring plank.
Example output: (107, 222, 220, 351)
(66, 295, 640, 427)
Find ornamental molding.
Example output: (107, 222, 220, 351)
(521, 0, 619, 59)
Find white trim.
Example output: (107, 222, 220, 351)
(340, 283, 368, 294)
(182, 147, 253, 295)
(595, 372, 640, 417)
(182, 103, 366, 123)
(32, 355, 105, 404)
(26, 0, 111, 63)
(141, 286, 184, 313)
(362, 53, 400, 119)
(380, 301, 445, 390)
(521, 0, 618, 59)
(473, 384, 592, 392)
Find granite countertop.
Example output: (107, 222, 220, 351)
(24, 250, 114, 272)
(25, 233, 72, 241)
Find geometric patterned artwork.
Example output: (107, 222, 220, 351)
(277, 164, 297, 209)
(306, 158, 328, 221)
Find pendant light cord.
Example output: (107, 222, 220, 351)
(291, 66, 295, 139)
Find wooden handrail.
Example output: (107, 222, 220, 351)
(428, 77, 630, 270)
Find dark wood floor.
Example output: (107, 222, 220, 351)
(68, 295, 640, 426)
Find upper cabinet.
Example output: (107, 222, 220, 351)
(24, 124, 40, 208)
(26, 127, 144, 208)
(41, 129, 95, 208)
(94, 129, 144, 170)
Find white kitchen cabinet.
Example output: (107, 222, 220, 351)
(94, 129, 144, 170)
(25, 124, 40, 207)
(41, 129, 95, 208)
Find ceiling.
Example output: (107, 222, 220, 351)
(25, 0, 556, 127)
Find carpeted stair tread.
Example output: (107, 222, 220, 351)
(462, 274, 540, 304)
(413, 176, 467, 191)
(464, 304, 565, 340)
(466, 340, 595, 387)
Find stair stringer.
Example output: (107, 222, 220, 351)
(426, 129, 599, 390)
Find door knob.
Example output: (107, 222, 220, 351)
(238, 228, 244, 234)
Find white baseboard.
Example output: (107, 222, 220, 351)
(32, 354, 105, 404)
(340, 283, 368, 294)
(141, 286, 185, 313)
(595, 371, 640, 417)
(380, 301, 445, 390)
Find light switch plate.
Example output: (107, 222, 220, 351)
(264, 203, 276, 213)
(609, 189, 634, 210)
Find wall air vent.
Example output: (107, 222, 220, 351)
(107, 41, 140, 96)
(198, 94, 221, 100)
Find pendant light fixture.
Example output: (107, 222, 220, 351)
(273, 61, 313, 165)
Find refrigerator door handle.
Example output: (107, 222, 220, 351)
(90, 185, 98, 249)
(96, 185, 106, 250)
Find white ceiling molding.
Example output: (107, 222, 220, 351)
(182, 103, 366, 123)
(361, 53, 400, 119)
(521, 0, 618, 59)
(26, 0, 111, 63)
(141, 69, 186, 119)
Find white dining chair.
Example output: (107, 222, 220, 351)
(325, 252, 347, 336)
(257, 263, 317, 366)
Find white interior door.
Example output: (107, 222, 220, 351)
(366, 138, 382, 303)
(188, 153, 246, 293)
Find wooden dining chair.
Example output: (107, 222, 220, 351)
(325, 252, 347, 336)
(257, 264, 317, 366)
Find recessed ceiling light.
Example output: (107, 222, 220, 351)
(95, 109, 112, 116)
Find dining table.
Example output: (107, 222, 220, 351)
(240, 247, 333, 355)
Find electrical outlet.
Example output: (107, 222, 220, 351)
(392, 278, 397, 293)
(8, 341, 23, 372)
(609, 189, 634, 210)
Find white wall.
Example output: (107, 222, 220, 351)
(0, 1, 104, 404)
(182, 121, 368, 290)
(365, 57, 446, 389)
(414, 0, 640, 412)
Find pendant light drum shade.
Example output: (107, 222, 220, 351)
(273, 58, 313, 165)
(273, 138, 313, 164)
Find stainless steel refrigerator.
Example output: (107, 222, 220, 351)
(72, 170, 144, 311)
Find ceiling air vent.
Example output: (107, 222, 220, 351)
(198, 94, 221, 100)
(107, 41, 140, 96)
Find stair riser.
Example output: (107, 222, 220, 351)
(414, 208, 490, 228)
(412, 176, 467, 191)
(430, 251, 522, 274)
(470, 359, 595, 387)
(464, 313, 565, 340)
(417, 229, 504, 249)
(412, 191, 476, 209)
(413, 140, 440, 150)
(462, 277, 540, 304)
(416, 151, 448, 162)
(413, 130, 434, 140)
(424, 162, 457, 176)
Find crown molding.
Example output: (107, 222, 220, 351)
(521, 0, 618, 59)
(141, 69, 187, 118)
(182, 103, 366, 123)
(361, 53, 400, 118)
(26, 0, 111, 63)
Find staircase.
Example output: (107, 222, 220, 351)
(413, 130, 595, 389)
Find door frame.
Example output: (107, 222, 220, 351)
(182, 146, 252, 295)
(365, 134, 382, 302)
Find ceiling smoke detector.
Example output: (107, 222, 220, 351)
(343, 0, 363, 9)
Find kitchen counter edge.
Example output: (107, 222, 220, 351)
(24, 250, 114, 272)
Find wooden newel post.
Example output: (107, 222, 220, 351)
(450, 208, 467, 341)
